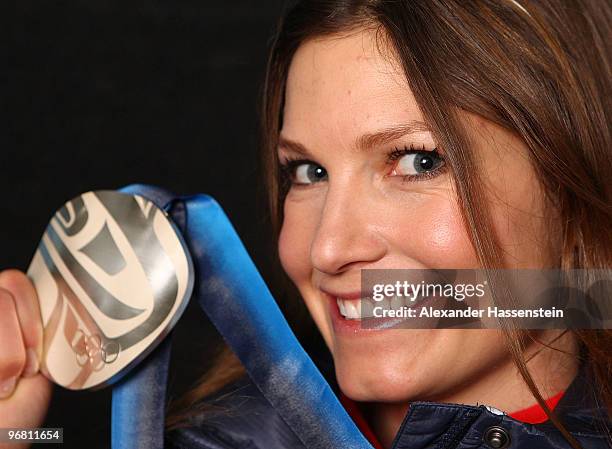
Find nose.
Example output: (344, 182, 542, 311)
(310, 180, 386, 275)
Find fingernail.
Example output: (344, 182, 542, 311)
(0, 377, 17, 399)
(23, 348, 40, 377)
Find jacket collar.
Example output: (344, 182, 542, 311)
(389, 367, 609, 449)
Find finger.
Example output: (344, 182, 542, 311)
(0, 288, 26, 398)
(0, 373, 53, 428)
(0, 270, 43, 377)
(0, 374, 53, 449)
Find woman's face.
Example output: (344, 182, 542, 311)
(277, 30, 557, 403)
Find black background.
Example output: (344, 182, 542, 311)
(5, 1, 295, 447)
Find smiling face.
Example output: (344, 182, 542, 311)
(277, 29, 559, 405)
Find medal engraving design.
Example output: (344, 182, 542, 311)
(28, 191, 194, 389)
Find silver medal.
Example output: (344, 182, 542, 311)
(28, 190, 194, 390)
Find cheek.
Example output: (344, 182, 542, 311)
(422, 209, 476, 267)
(386, 195, 477, 268)
(488, 181, 556, 267)
(278, 198, 335, 348)
(278, 198, 317, 287)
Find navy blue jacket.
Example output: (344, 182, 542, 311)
(166, 368, 610, 449)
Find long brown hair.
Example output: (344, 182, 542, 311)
(169, 1, 612, 445)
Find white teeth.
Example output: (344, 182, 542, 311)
(344, 301, 360, 319)
(390, 295, 403, 311)
(379, 297, 390, 311)
(336, 297, 377, 320)
(361, 299, 375, 318)
(336, 298, 347, 316)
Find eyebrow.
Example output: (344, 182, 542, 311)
(278, 120, 431, 157)
(358, 121, 431, 151)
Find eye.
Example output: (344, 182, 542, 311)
(282, 159, 328, 185)
(389, 147, 445, 180)
(295, 162, 327, 184)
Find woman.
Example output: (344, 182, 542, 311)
(0, 1, 610, 448)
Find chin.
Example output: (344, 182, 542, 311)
(334, 354, 426, 403)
